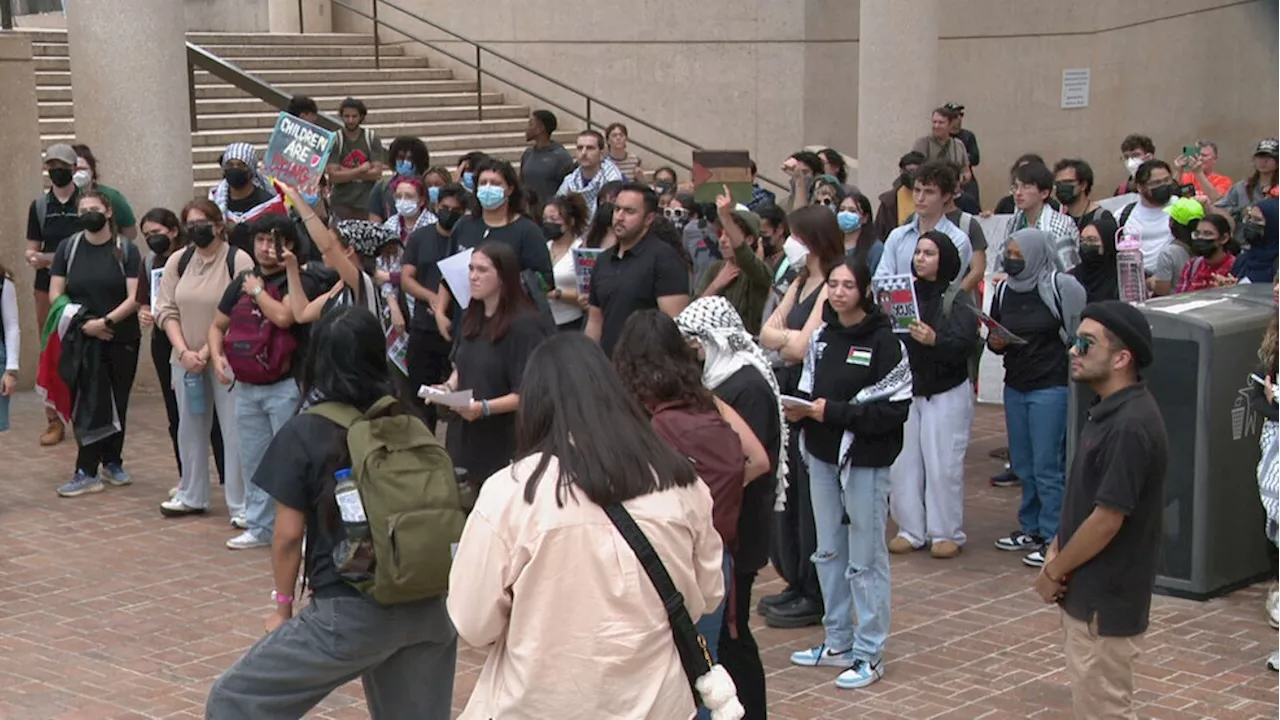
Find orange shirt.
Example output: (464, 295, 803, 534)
(1181, 171, 1233, 196)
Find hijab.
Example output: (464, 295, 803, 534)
(1232, 198, 1280, 284)
(1004, 228, 1087, 344)
(1069, 211, 1120, 302)
(911, 232, 962, 325)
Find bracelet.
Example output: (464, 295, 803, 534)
(271, 590, 294, 605)
(481, 399, 491, 418)
(300, 213, 318, 222)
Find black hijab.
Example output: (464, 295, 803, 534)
(1070, 210, 1119, 302)
(912, 230, 962, 324)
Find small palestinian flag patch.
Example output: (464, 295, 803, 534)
(847, 347, 872, 366)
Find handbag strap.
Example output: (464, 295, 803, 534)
(603, 503, 712, 700)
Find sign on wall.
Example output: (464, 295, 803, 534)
(1061, 68, 1091, 109)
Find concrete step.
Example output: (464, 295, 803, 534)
(38, 80, 484, 105)
(35, 54, 429, 72)
(35, 66, 454, 87)
(41, 104, 526, 135)
(12, 29, 374, 45)
(37, 92, 505, 119)
(186, 131, 574, 165)
(31, 41, 399, 59)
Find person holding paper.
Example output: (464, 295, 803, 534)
(888, 231, 979, 560)
(542, 194, 590, 331)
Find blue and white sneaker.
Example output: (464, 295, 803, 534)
(100, 463, 132, 486)
(57, 471, 104, 498)
(790, 644, 855, 668)
(834, 659, 884, 689)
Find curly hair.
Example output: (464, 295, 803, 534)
(612, 310, 716, 414)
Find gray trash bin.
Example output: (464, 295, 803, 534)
(1067, 283, 1276, 600)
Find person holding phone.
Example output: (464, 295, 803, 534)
(1175, 140, 1233, 201)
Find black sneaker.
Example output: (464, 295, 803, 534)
(990, 470, 1019, 487)
(994, 531, 1041, 552)
(756, 586, 800, 615)
(764, 596, 823, 629)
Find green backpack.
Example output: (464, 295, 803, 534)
(942, 285, 984, 385)
(306, 396, 466, 605)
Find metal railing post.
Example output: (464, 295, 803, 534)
(586, 98, 592, 131)
(475, 46, 483, 122)
(1, 0, 14, 31)
(188, 58, 198, 131)
(297, 0, 304, 33)
(372, 0, 381, 69)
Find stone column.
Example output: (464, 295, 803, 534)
(0, 34, 44, 388)
(856, 0, 939, 198)
(270, 0, 334, 33)
(66, 0, 193, 217)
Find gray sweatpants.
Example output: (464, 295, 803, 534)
(206, 594, 457, 720)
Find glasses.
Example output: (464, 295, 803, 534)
(1071, 335, 1114, 356)
(1191, 233, 1218, 241)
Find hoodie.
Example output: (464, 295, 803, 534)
(1231, 197, 1279, 284)
(798, 306, 911, 468)
(907, 236, 980, 398)
(1069, 210, 1120, 302)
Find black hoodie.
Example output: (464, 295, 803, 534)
(802, 306, 910, 468)
(906, 236, 980, 398)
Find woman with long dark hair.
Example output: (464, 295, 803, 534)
(206, 306, 458, 719)
(434, 242, 548, 484)
(447, 332, 725, 719)
(542, 194, 590, 330)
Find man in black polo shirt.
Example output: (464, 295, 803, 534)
(1034, 300, 1167, 720)
(585, 182, 690, 355)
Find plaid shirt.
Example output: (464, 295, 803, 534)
(1012, 204, 1080, 271)
(748, 183, 777, 211)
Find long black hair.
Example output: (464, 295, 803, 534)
(516, 333, 698, 507)
(300, 305, 392, 413)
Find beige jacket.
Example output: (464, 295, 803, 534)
(153, 242, 254, 364)
(448, 453, 725, 720)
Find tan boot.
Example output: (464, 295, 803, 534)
(888, 536, 917, 554)
(930, 541, 962, 559)
(40, 419, 65, 446)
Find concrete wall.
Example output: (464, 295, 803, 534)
(185, 0, 269, 32)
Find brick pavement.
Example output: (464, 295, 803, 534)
(0, 390, 1276, 719)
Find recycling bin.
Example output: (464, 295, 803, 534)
(1067, 283, 1277, 600)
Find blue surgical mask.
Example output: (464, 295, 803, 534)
(462, 172, 475, 191)
(476, 184, 506, 210)
(300, 190, 320, 207)
(427, 186, 440, 205)
(395, 159, 415, 176)
(837, 210, 861, 234)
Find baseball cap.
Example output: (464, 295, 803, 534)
(44, 143, 77, 166)
(1164, 197, 1205, 226)
(1254, 138, 1278, 158)
(730, 204, 761, 238)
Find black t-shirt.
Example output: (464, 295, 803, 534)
(993, 287, 1068, 392)
(588, 232, 691, 356)
(1059, 383, 1168, 637)
(449, 215, 553, 285)
(226, 186, 278, 254)
(713, 366, 781, 574)
(402, 223, 455, 333)
(50, 235, 143, 343)
(448, 311, 548, 483)
(253, 412, 362, 599)
(216, 268, 308, 382)
(27, 190, 83, 292)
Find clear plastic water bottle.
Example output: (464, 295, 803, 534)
(183, 372, 206, 415)
(332, 468, 374, 580)
(1115, 228, 1147, 305)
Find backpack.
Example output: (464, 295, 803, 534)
(649, 401, 745, 551)
(941, 284, 984, 384)
(34, 188, 80, 231)
(1117, 202, 1137, 229)
(223, 275, 298, 385)
(177, 245, 240, 281)
(993, 271, 1070, 345)
(306, 397, 466, 604)
(65, 231, 128, 277)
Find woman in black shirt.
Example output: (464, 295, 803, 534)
(49, 190, 142, 498)
(435, 242, 549, 485)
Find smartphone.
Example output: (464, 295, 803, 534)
(1183, 144, 1199, 159)
(1179, 183, 1196, 198)
(273, 229, 285, 260)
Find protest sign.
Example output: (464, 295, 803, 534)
(1096, 192, 1139, 217)
(263, 112, 336, 195)
(150, 268, 163, 312)
(692, 150, 753, 205)
(385, 327, 409, 375)
(572, 247, 605, 296)
(871, 274, 919, 333)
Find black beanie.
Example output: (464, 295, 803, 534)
(1080, 301, 1153, 368)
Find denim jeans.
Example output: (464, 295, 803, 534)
(1003, 385, 1069, 541)
(694, 550, 733, 720)
(805, 455, 891, 664)
(236, 379, 300, 541)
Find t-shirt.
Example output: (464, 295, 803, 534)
(946, 209, 988, 252)
(216, 268, 308, 382)
(328, 127, 386, 209)
(1153, 242, 1191, 285)
(992, 286, 1067, 392)
(1180, 171, 1232, 197)
(713, 366, 781, 574)
(607, 152, 642, 181)
(1175, 252, 1236, 294)
(1120, 202, 1173, 273)
(26, 189, 82, 292)
(911, 135, 969, 170)
(402, 223, 455, 333)
(50, 234, 143, 343)
(588, 232, 691, 356)
(449, 215, 553, 287)
(548, 238, 584, 326)
(520, 144, 575, 209)
(253, 411, 364, 599)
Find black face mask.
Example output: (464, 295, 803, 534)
(541, 222, 563, 241)
(436, 209, 461, 232)
(1055, 182, 1078, 205)
(1191, 238, 1220, 257)
(146, 233, 171, 256)
(49, 167, 74, 188)
(187, 223, 217, 248)
(1242, 223, 1265, 246)
(1078, 244, 1104, 265)
(80, 211, 108, 233)
(224, 167, 252, 189)
(1145, 184, 1175, 206)
(1004, 257, 1027, 277)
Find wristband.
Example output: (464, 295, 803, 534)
(271, 590, 294, 605)
(481, 399, 491, 418)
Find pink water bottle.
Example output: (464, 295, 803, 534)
(1115, 228, 1147, 305)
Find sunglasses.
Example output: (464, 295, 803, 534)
(817, 198, 835, 206)
(1071, 335, 1107, 356)
(664, 208, 688, 220)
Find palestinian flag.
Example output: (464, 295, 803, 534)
(35, 295, 81, 429)
(692, 150, 753, 204)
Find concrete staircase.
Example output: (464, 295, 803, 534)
(17, 29, 573, 196)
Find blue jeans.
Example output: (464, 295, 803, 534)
(806, 455, 891, 664)
(1003, 385, 1069, 541)
(694, 550, 732, 720)
(236, 379, 300, 541)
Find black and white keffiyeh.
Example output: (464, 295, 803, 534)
(337, 220, 399, 258)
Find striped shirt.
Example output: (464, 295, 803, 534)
(607, 152, 643, 181)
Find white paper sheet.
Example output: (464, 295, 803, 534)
(437, 248, 474, 309)
(780, 395, 814, 409)
(1096, 193, 1139, 216)
(418, 385, 475, 408)
(150, 268, 164, 312)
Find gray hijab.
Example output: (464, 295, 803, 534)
(1004, 228, 1086, 344)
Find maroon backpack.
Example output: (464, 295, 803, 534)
(225, 279, 297, 385)
(649, 400, 745, 551)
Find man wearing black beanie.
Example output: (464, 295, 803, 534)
(1033, 300, 1168, 718)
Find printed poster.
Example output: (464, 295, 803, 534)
(263, 112, 336, 195)
(572, 247, 604, 297)
(385, 326, 409, 375)
(871, 274, 919, 333)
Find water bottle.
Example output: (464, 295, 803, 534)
(332, 468, 375, 580)
(1115, 228, 1147, 305)
(183, 371, 206, 416)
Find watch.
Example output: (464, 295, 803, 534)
(252, 286, 264, 298)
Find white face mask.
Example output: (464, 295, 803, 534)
(72, 169, 93, 189)
(783, 236, 809, 266)
(1124, 157, 1143, 177)
(394, 198, 420, 217)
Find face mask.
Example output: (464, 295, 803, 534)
(395, 159, 415, 176)
(1124, 157, 1144, 176)
(72, 169, 93, 190)
(48, 167, 74, 188)
(476, 185, 506, 210)
(655, 181, 675, 196)
(1078, 244, 1104, 265)
(427, 186, 440, 205)
(224, 167, 252, 189)
(836, 211, 861, 234)
(146, 233, 171, 256)
(437, 209, 461, 231)
(80, 211, 108, 233)
(300, 190, 321, 207)
(1004, 257, 1027, 277)
(542, 222, 563, 241)
(783, 236, 808, 265)
(394, 198, 420, 217)
(1191, 238, 1219, 256)
(1243, 223, 1265, 246)
(462, 172, 475, 191)
(187, 223, 217, 248)
(1054, 182, 1078, 205)
(1145, 184, 1175, 205)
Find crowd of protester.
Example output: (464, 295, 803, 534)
(8, 97, 1279, 719)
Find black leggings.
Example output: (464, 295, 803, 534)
(76, 339, 140, 474)
(718, 570, 767, 719)
(151, 329, 226, 481)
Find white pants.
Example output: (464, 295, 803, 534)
(889, 381, 974, 547)
(172, 364, 244, 516)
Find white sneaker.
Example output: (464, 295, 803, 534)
(159, 498, 205, 517)
(230, 515, 248, 530)
(226, 531, 270, 550)
(1267, 585, 1278, 629)
(168, 486, 179, 499)
(790, 644, 855, 668)
(1268, 651, 1278, 672)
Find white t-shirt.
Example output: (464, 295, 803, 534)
(1122, 202, 1173, 273)
(548, 238, 584, 326)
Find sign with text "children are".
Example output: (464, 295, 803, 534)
(263, 112, 336, 195)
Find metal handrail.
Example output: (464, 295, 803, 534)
(186, 42, 342, 133)
(329, 0, 789, 191)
